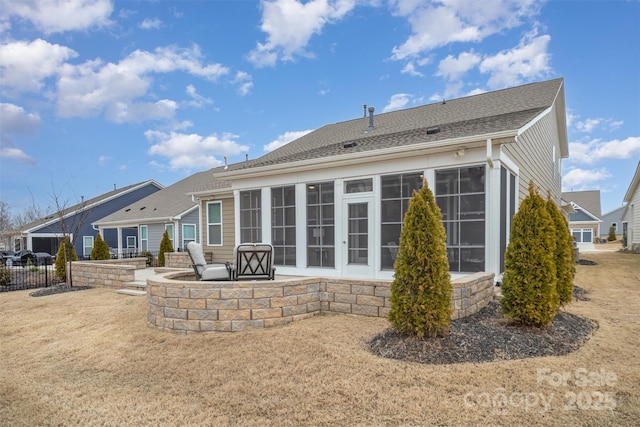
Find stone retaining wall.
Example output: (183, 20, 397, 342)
(147, 272, 495, 334)
(165, 252, 212, 269)
(72, 259, 146, 288)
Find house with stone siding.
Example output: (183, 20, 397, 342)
(184, 78, 569, 281)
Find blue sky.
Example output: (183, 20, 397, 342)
(1, 0, 639, 216)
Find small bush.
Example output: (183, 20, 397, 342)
(55, 236, 78, 282)
(388, 179, 452, 338)
(139, 251, 154, 267)
(500, 182, 559, 327)
(158, 230, 174, 267)
(90, 232, 111, 260)
(607, 226, 617, 242)
(546, 193, 575, 306)
(0, 266, 11, 286)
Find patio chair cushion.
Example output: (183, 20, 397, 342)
(186, 242, 230, 281)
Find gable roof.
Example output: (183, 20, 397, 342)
(562, 190, 602, 220)
(623, 161, 640, 203)
(94, 168, 229, 227)
(219, 78, 566, 178)
(20, 180, 163, 233)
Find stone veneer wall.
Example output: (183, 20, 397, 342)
(72, 258, 146, 288)
(147, 272, 495, 334)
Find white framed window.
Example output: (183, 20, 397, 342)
(207, 202, 223, 246)
(271, 186, 296, 266)
(436, 166, 486, 273)
(139, 225, 147, 251)
(164, 223, 174, 246)
(240, 190, 262, 243)
(83, 236, 94, 258)
(380, 172, 423, 270)
(572, 228, 593, 243)
(306, 182, 334, 268)
(182, 224, 196, 249)
(127, 235, 137, 249)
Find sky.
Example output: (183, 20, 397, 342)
(1, 0, 639, 217)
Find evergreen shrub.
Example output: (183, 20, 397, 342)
(608, 226, 617, 242)
(90, 233, 111, 260)
(158, 230, 174, 267)
(388, 179, 452, 338)
(500, 182, 559, 326)
(55, 236, 78, 282)
(547, 193, 575, 306)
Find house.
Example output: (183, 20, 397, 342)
(600, 205, 626, 240)
(561, 190, 602, 250)
(623, 161, 640, 252)
(186, 78, 568, 281)
(11, 180, 163, 258)
(93, 169, 227, 257)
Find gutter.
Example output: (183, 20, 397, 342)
(217, 130, 518, 181)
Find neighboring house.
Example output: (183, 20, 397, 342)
(600, 205, 626, 239)
(561, 190, 602, 250)
(623, 161, 640, 252)
(11, 181, 163, 259)
(189, 78, 568, 280)
(93, 169, 228, 256)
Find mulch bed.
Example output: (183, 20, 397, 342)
(369, 287, 596, 365)
(29, 285, 93, 297)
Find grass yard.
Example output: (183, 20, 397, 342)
(1, 250, 639, 426)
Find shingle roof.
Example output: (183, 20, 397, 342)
(94, 168, 229, 226)
(562, 190, 602, 219)
(20, 180, 162, 232)
(240, 78, 565, 169)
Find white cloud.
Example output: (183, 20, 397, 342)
(383, 93, 414, 112)
(0, 103, 42, 135)
(139, 17, 162, 30)
(400, 62, 424, 77)
(0, 147, 36, 165)
(390, 0, 541, 60)
(248, 0, 356, 67)
(264, 130, 313, 152)
(56, 45, 229, 122)
(437, 51, 481, 81)
(0, 39, 78, 93)
(575, 117, 624, 133)
(479, 29, 551, 89)
(233, 71, 253, 96)
(1, 0, 114, 34)
(98, 154, 111, 165)
(562, 167, 611, 191)
(145, 130, 249, 170)
(568, 137, 640, 164)
(185, 84, 213, 108)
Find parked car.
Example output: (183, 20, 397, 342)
(1, 250, 16, 266)
(10, 250, 54, 266)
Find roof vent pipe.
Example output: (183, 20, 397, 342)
(363, 104, 367, 118)
(224, 156, 228, 170)
(368, 106, 375, 131)
(245, 153, 249, 162)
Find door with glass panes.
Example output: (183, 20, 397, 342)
(342, 196, 374, 276)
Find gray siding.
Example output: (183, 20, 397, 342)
(202, 196, 235, 263)
(502, 104, 562, 205)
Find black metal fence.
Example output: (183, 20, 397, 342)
(0, 266, 62, 292)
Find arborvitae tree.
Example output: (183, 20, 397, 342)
(388, 179, 452, 338)
(158, 229, 174, 267)
(608, 226, 617, 242)
(500, 182, 559, 326)
(546, 193, 575, 306)
(90, 232, 110, 260)
(55, 236, 78, 282)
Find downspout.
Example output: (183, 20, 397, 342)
(486, 138, 493, 168)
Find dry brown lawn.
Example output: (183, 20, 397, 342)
(1, 251, 639, 426)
